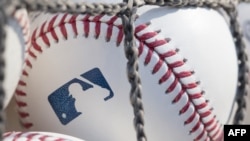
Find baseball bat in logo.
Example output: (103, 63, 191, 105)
(48, 68, 114, 125)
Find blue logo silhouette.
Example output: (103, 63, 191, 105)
(48, 68, 114, 125)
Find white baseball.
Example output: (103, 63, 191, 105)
(15, 5, 238, 141)
(4, 9, 30, 108)
(3, 131, 86, 141)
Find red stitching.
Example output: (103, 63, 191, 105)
(106, 16, 119, 41)
(15, 13, 223, 141)
(31, 29, 43, 53)
(27, 133, 39, 141)
(23, 123, 33, 129)
(49, 15, 59, 41)
(40, 22, 50, 46)
(15, 89, 26, 96)
(39, 135, 50, 141)
(22, 70, 29, 76)
(3, 132, 71, 141)
(16, 101, 27, 107)
(18, 80, 26, 86)
(69, 15, 78, 36)
(12, 9, 30, 50)
(13, 132, 22, 141)
(18, 111, 29, 118)
(93, 15, 103, 39)
(152, 59, 163, 74)
(185, 111, 196, 124)
(59, 14, 68, 39)
(135, 24, 223, 140)
(83, 15, 90, 37)
(3, 132, 12, 138)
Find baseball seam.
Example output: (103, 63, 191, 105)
(15, 13, 223, 141)
(3, 131, 71, 141)
(12, 9, 30, 51)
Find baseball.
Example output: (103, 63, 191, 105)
(15, 5, 238, 141)
(237, 2, 250, 124)
(4, 8, 29, 108)
(3, 131, 86, 141)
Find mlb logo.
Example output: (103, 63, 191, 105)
(48, 68, 114, 125)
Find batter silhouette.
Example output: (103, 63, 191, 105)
(48, 68, 114, 125)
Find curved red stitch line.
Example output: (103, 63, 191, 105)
(69, 15, 78, 36)
(116, 25, 123, 46)
(180, 100, 190, 114)
(177, 71, 193, 78)
(185, 111, 197, 125)
(49, 15, 59, 42)
(172, 89, 185, 103)
(189, 93, 203, 99)
(27, 48, 37, 59)
(166, 78, 178, 93)
(23, 123, 33, 129)
(41, 22, 50, 45)
(83, 15, 90, 37)
(106, 16, 119, 41)
(206, 119, 217, 132)
(22, 70, 28, 76)
(93, 15, 103, 39)
(39, 135, 66, 141)
(55, 139, 66, 141)
(152, 59, 163, 74)
(18, 80, 27, 86)
(195, 129, 207, 141)
(169, 61, 185, 68)
(211, 127, 222, 139)
(13, 132, 23, 141)
(40, 22, 50, 46)
(31, 29, 43, 53)
(135, 23, 148, 33)
(139, 32, 158, 41)
(195, 102, 208, 109)
(39, 135, 50, 141)
(200, 111, 212, 118)
(25, 59, 32, 68)
(27, 133, 39, 141)
(205, 119, 219, 133)
(59, 14, 68, 39)
(21, 19, 29, 35)
(159, 69, 172, 84)
(3, 132, 12, 138)
(145, 49, 153, 64)
(159, 50, 176, 58)
(25, 37, 31, 47)
(18, 111, 29, 118)
(16, 101, 27, 107)
(138, 41, 144, 56)
(15, 89, 26, 96)
(146, 39, 167, 48)
(191, 120, 202, 133)
(135, 24, 222, 140)
(13, 10, 30, 50)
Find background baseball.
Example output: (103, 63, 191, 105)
(3, 131, 86, 141)
(3, 9, 29, 109)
